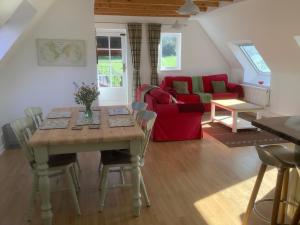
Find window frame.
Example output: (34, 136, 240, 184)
(239, 43, 271, 75)
(159, 32, 182, 71)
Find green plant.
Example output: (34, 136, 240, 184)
(74, 82, 100, 106)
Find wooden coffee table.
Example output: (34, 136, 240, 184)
(211, 99, 264, 133)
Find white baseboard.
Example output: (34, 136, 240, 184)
(0, 144, 5, 155)
(0, 132, 5, 155)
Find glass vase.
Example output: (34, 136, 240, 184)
(84, 104, 93, 119)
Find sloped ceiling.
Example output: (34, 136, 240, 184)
(0, 0, 23, 26)
(196, 0, 300, 114)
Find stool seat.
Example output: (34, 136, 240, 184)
(257, 145, 296, 168)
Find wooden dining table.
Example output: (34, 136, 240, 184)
(29, 107, 145, 225)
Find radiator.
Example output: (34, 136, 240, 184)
(241, 84, 270, 106)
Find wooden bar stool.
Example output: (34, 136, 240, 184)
(242, 144, 297, 225)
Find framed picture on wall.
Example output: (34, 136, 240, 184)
(36, 39, 86, 66)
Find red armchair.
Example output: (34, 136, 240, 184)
(137, 85, 204, 141)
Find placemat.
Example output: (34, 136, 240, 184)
(108, 117, 135, 128)
(40, 118, 70, 130)
(108, 107, 129, 116)
(75, 111, 100, 126)
(47, 111, 72, 119)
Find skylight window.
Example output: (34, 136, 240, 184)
(239, 44, 271, 74)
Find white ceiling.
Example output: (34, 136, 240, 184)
(0, 0, 23, 26)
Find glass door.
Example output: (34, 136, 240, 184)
(96, 31, 128, 105)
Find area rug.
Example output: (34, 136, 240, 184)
(203, 113, 288, 148)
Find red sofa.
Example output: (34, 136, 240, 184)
(160, 74, 244, 111)
(136, 85, 204, 142)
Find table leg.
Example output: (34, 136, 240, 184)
(232, 111, 238, 133)
(130, 139, 142, 217)
(34, 147, 52, 225)
(256, 111, 262, 131)
(210, 103, 216, 122)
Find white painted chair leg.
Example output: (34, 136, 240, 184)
(27, 172, 39, 222)
(70, 164, 80, 191)
(140, 170, 150, 207)
(120, 166, 126, 185)
(99, 166, 109, 212)
(76, 157, 81, 173)
(66, 167, 81, 215)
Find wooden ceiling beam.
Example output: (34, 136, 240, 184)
(95, 0, 219, 6)
(97, 12, 189, 17)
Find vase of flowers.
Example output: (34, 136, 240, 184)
(74, 82, 100, 119)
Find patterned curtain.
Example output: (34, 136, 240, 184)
(147, 23, 161, 85)
(127, 23, 142, 99)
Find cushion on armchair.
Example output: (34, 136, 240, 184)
(172, 81, 189, 94)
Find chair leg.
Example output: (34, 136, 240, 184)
(99, 166, 109, 212)
(98, 162, 104, 190)
(242, 163, 267, 225)
(278, 169, 289, 224)
(120, 166, 126, 185)
(140, 170, 150, 207)
(70, 164, 80, 191)
(76, 156, 81, 173)
(66, 167, 81, 215)
(27, 172, 39, 222)
(271, 168, 285, 225)
(291, 203, 300, 225)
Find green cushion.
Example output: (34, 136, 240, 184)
(172, 81, 189, 94)
(194, 92, 212, 104)
(211, 81, 226, 93)
(192, 76, 203, 93)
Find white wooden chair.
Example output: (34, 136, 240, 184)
(24, 107, 82, 172)
(98, 110, 157, 212)
(131, 101, 148, 121)
(10, 117, 81, 222)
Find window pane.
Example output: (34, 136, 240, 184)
(241, 45, 271, 73)
(110, 37, 121, 49)
(161, 35, 177, 68)
(111, 76, 123, 87)
(99, 76, 110, 87)
(97, 36, 108, 48)
(110, 50, 123, 76)
(97, 50, 110, 76)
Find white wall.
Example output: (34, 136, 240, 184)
(0, 0, 96, 131)
(197, 0, 300, 115)
(95, 15, 230, 103)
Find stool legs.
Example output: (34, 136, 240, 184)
(278, 169, 289, 224)
(291, 203, 300, 225)
(242, 163, 267, 225)
(271, 168, 285, 225)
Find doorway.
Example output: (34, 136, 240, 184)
(96, 30, 128, 105)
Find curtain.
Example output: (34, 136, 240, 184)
(147, 23, 161, 85)
(127, 23, 142, 99)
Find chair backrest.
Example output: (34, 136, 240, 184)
(136, 110, 157, 165)
(10, 117, 36, 164)
(131, 101, 148, 121)
(24, 107, 43, 129)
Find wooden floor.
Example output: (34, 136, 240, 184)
(0, 133, 278, 225)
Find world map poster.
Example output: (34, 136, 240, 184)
(36, 39, 86, 66)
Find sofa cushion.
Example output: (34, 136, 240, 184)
(149, 88, 172, 104)
(176, 94, 201, 104)
(212, 81, 226, 93)
(202, 74, 229, 93)
(163, 76, 193, 93)
(172, 81, 189, 94)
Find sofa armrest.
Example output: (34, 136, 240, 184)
(227, 83, 244, 98)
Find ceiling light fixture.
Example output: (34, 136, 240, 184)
(176, 0, 200, 15)
(171, 20, 187, 29)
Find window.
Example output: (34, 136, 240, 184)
(96, 35, 125, 87)
(239, 44, 271, 74)
(159, 33, 181, 71)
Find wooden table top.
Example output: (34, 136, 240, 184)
(29, 107, 144, 147)
(252, 116, 300, 145)
(211, 99, 264, 111)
